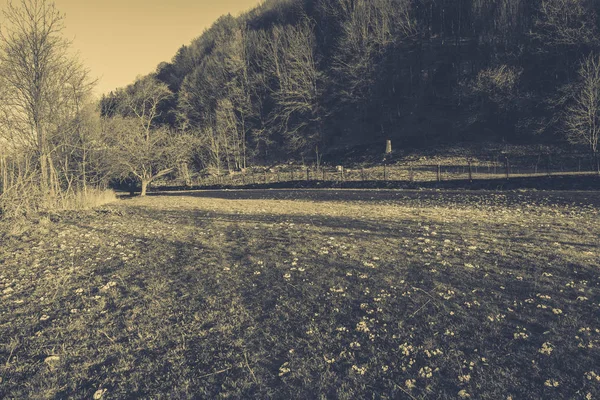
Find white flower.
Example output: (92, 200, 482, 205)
(100, 281, 117, 291)
(399, 343, 414, 356)
(278, 362, 291, 377)
(419, 366, 433, 378)
(352, 365, 367, 375)
(585, 371, 600, 382)
(323, 355, 335, 364)
(363, 261, 376, 268)
(356, 321, 370, 333)
(539, 342, 553, 355)
(544, 379, 559, 387)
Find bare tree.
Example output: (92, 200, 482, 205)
(224, 27, 254, 170)
(103, 116, 196, 196)
(330, 0, 415, 105)
(466, 65, 523, 136)
(100, 76, 184, 196)
(566, 53, 600, 172)
(532, 0, 597, 48)
(0, 0, 95, 213)
(264, 20, 323, 158)
(121, 75, 173, 141)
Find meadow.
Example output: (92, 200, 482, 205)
(0, 189, 599, 399)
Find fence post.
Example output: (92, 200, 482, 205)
(383, 163, 387, 181)
(264, 170, 267, 184)
(409, 166, 414, 183)
(437, 163, 441, 182)
(504, 157, 510, 180)
(322, 168, 326, 181)
(468, 159, 473, 182)
(306, 167, 310, 181)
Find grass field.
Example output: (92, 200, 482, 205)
(1, 189, 599, 399)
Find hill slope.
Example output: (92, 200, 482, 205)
(101, 0, 600, 167)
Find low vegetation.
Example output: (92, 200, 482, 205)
(1, 189, 599, 399)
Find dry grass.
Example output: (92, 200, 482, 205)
(56, 189, 118, 211)
(0, 189, 599, 399)
(1, 186, 117, 219)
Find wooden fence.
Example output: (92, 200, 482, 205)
(172, 153, 600, 188)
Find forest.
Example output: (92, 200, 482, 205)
(101, 0, 600, 166)
(1, 0, 600, 215)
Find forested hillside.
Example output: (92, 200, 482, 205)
(102, 0, 600, 170)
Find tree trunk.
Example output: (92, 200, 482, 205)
(140, 179, 149, 196)
(0, 155, 6, 194)
(40, 153, 49, 194)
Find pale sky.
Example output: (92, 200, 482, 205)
(1, 0, 263, 96)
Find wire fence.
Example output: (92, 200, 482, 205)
(167, 152, 600, 188)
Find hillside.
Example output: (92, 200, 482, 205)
(101, 0, 600, 170)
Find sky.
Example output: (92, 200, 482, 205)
(1, 0, 263, 97)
